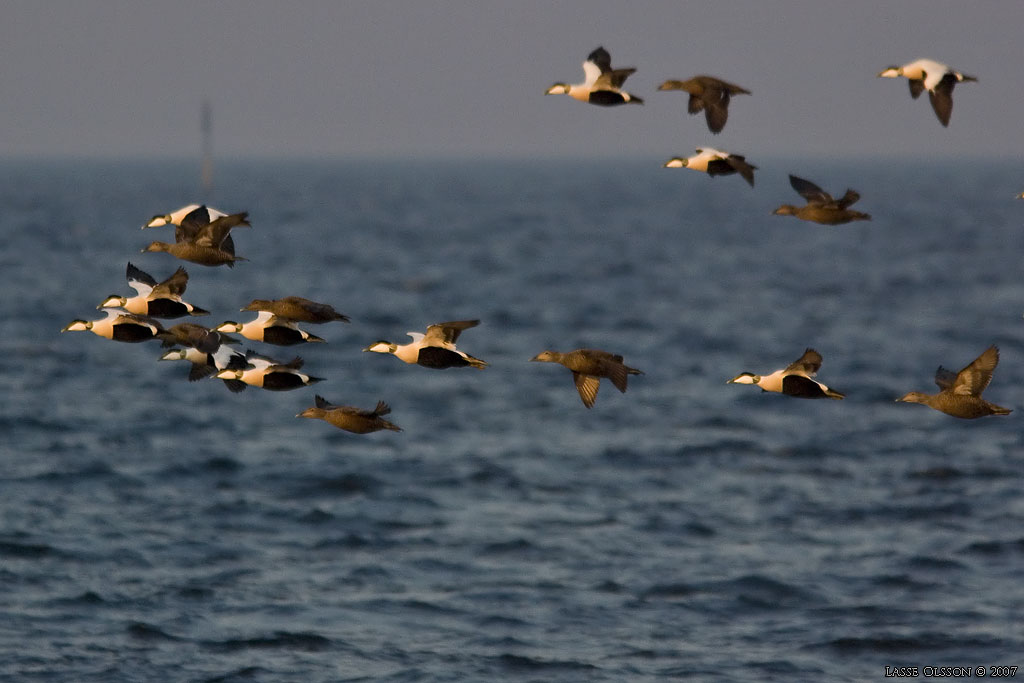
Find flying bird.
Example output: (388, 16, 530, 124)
(216, 351, 323, 391)
(529, 348, 643, 408)
(896, 346, 1010, 418)
(143, 204, 249, 258)
(773, 175, 871, 225)
(61, 309, 165, 343)
(664, 148, 756, 187)
(241, 296, 349, 324)
(657, 75, 750, 133)
(364, 320, 487, 369)
(215, 311, 326, 346)
(298, 396, 402, 434)
(98, 262, 209, 318)
(160, 343, 249, 392)
(142, 207, 250, 267)
(877, 59, 977, 127)
(728, 348, 844, 399)
(545, 46, 643, 106)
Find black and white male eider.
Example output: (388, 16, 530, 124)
(896, 346, 1010, 419)
(728, 348, 844, 399)
(545, 46, 643, 106)
(298, 396, 402, 434)
(214, 312, 325, 346)
(241, 296, 350, 324)
(773, 175, 871, 225)
(664, 148, 756, 187)
(363, 320, 487, 369)
(215, 351, 323, 391)
(877, 59, 977, 127)
(61, 309, 165, 343)
(657, 75, 750, 134)
(529, 348, 643, 408)
(98, 262, 209, 318)
(160, 343, 249, 392)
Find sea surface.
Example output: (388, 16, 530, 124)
(1, 157, 1023, 682)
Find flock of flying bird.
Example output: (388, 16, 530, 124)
(60, 47, 1012, 425)
(543, 47, 1009, 419)
(61, 201, 648, 431)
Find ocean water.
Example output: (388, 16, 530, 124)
(2, 157, 1023, 682)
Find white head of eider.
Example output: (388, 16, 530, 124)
(727, 348, 844, 399)
(663, 147, 756, 187)
(877, 59, 977, 127)
(545, 46, 643, 106)
(363, 319, 488, 369)
(144, 204, 227, 229)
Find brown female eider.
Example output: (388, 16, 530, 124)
(728, 348, 844, 399)
(529, 348, 643, 408)
(241, 296, 350, 324)
(364, 320, 487, 369)
(877, 59, 977, 127)
(216, 351, 323, 391)
(156, 322, 227, 353)
(98, 262, 209, 318)
(545, 46, 643, 106)
(298, 396, 402, 434)
(773, 175, 871, 225)
(215, 312, 325, 346)
(657, 75, 750, 134)
(897, 346, 1011, 419)
(664, 148, 756, 187)
(61, 309, 165, 343)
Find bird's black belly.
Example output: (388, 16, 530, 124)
(416, 346, 468, 369)
(145, 299, 189, 318)
(111, 324, 158, 343)
(781, 375, 827, 398)
(261, 372, 306, 390)
(587, 90, 627, 106)
(262, 327, 304, 345)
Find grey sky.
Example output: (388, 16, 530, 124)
(2, 1, 1022, 160)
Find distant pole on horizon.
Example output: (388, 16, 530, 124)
(200, 99, 213, 199)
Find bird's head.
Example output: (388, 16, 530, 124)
(61, 319, 92, 333)
(97, 295, 127, 309)
(363, 341, 396, 354)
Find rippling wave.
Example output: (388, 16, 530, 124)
(1, 158, 1022, 681)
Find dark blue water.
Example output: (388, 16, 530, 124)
(2, 158, 1023, 681)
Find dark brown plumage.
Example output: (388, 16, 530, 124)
(298, 396, 402, 434)
(157, 323, 226, 353)
(241, 296, 350, 324)
(897, 346, 1011, 419)
(657, 75, 750, 133)
(773, 175, 871, 225)
(530, 348, 643, 408)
